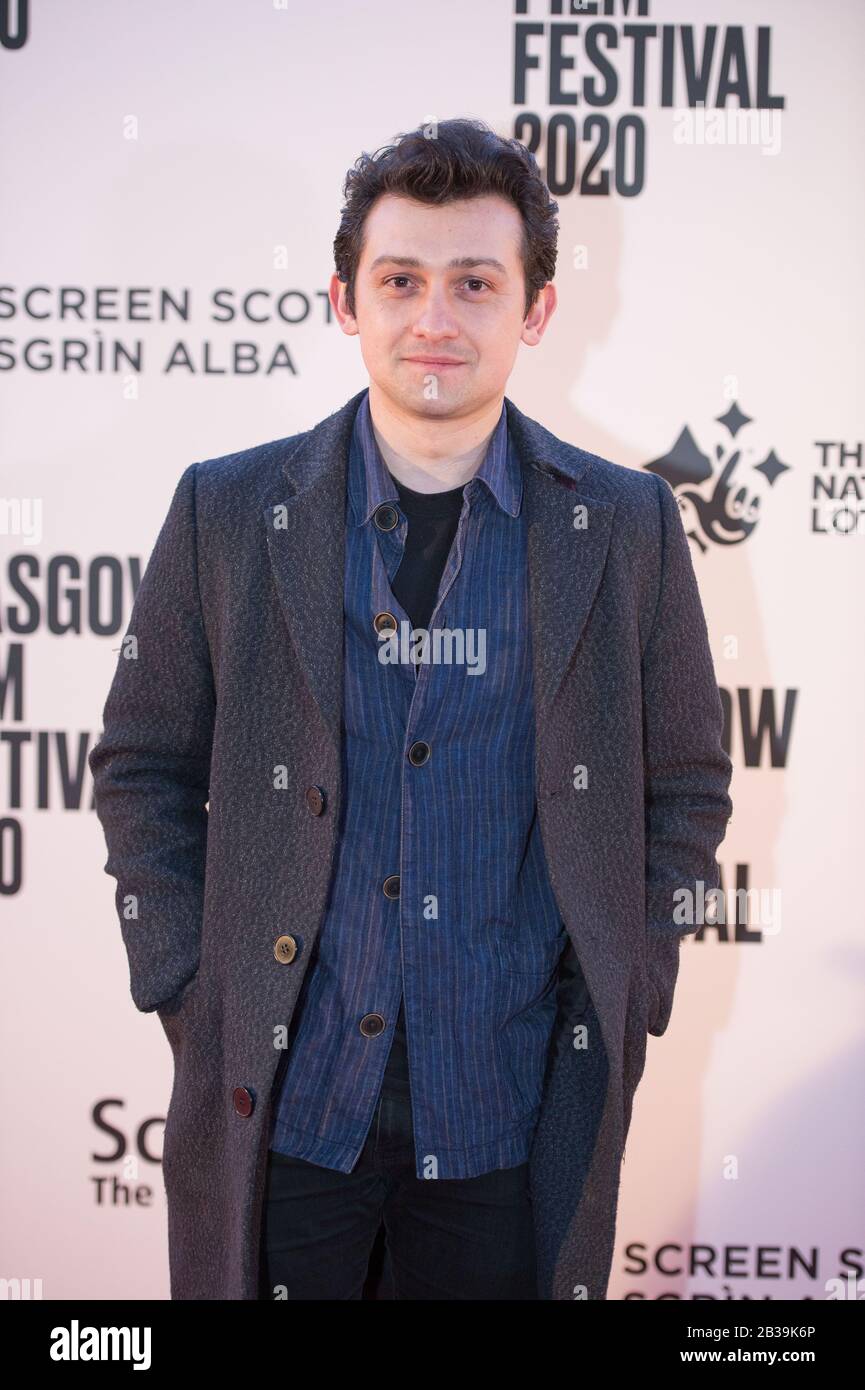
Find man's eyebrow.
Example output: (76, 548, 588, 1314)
(368, 255, 509, 275)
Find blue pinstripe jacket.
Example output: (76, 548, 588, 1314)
(269, 389, 567, 1178)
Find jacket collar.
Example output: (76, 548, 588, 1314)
(347, 388, 521, 527)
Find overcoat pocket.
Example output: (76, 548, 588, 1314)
(155, 970, 202, 1050)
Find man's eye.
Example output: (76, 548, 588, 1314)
(382, 276, 490, 293)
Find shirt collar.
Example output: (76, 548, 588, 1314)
(347, 389, 522, 527)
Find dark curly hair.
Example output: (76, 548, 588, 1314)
(333, 118, 559, 320)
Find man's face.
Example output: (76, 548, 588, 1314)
(331, 192, 555, 418)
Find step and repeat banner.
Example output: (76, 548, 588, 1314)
(1, 1, 862, 1301)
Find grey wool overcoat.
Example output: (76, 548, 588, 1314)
(88, 387, 733, 1301)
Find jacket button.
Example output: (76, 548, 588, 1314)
(373, 610, 397, 637)
(305, 785, 326, 816)
(233, 1086, 254, 1118)
(359, 1013, 386, 1038)
(382, 874, 400, 899)
(274, 935, 298, 964)
(374, 504, 399, 532)
(408, 740, 431, 766)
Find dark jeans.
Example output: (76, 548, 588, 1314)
(258, 1074, 538, 1300)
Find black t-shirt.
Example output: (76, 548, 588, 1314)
(379, 471, 466, 1095)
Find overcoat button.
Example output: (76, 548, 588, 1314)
(382, 874, 400, 899)
(408, 740, 431, 766)
(274, 935, 298, 964)
(233, 1087, 254, 1118)
(306, 785, 326, 816)
(373, 611, 398, 636)
(374, 504, 399, 532)
(359, 1013, 386, 1038)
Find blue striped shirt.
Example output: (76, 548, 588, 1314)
(269, 388, 567, 1178)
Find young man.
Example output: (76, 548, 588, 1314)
(89, 118, 733, 1301)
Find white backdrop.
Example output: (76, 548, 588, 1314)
(1, 0, 863, 1301)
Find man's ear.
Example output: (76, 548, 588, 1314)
(330, 273, 359, 336)
(522, 281, 557, 347)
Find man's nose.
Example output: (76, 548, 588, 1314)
(410, 287, 460, 336)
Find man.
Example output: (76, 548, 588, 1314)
(89, 118, 733, 1301)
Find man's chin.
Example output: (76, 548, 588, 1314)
(383, 373, 481, 415)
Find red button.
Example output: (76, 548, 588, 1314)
(233, 1086, 254, 1118)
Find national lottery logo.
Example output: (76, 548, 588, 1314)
(644, 401, 790, 554)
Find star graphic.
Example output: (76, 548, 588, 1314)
(716, 402, 753, 438)
(753, 449, 791, 487)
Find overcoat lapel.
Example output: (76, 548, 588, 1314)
(262, 389, 617, 761)
(262, 402, 353, 757)
(512, 414, 618, 727)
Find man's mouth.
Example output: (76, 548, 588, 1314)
(403, 357, 468, 368)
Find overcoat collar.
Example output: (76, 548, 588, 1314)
(263, 388, 616, 756)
